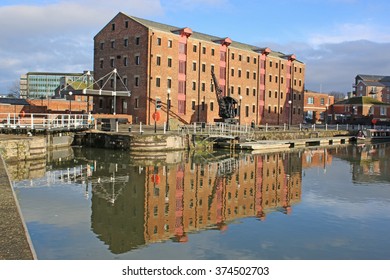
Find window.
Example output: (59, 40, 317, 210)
(124, 38, 128, 47)
(253, 105, 256, 113)
(230, 86, 234, 95)
(307, 97, 314, 104)
(210, 102, 214, 111)
(247, 56, 250, 63)
(269, 75, 272, 82)
(179, 43, 186, 54)
(135, 98, 139, 108)
(111, 23, 115, 31)
(202, 82, 205, 92)
(157, 37, 161, 45)
(275, 76, 278, 83)
(156, 77, 160, 87)
(135, 55, 140, 65)
(238, 69, 241, 78)
(231, 53, 235, 60)
(192, 101, 196, 110)
(123, 57, 128, 66)
(134, 76, 140, 87)
(111, 40, 115, 48)
(168, 58, 172, 67)
(192, 81, 196, 90)
(211, 49, 215, 56)
(179, 60, 186, 74)
(135, 37, 140, 45)
(320, 98, 325, 105)
(110, 58, 115, 67)
(220, 51, 226, 61)
(202, 47, 206, 54)
(178, 81, 185, 94)
(193, 45, 197, 52)
(125, 21, 129, 28)
(269, 61, 272, 67)
(380, 106, 387, 115)
(156, 56, 161, 66)
(253, 72, 256, 80)
(168, 40, 172, 48)
(202, 63, 206, 72)
(220, 67, 226, 79)
(167, 78, 172, 89)
(231, 68, 235, 77)
(99, 59, 104, 68)
(100, 42, 104, 50)
(245, 106, 249, 117)
(192, 62, 196, 71)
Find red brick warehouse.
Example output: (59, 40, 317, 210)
(93, 12, 306, 126)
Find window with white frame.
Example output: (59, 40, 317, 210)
(380, 106, 387, 116)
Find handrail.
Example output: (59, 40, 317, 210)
(0, 113, 91, 131)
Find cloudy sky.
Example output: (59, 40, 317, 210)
(1, 0, 390, 95)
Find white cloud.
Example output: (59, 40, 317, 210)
(0, 0, 163, 93)
(308, 22, 390, 46)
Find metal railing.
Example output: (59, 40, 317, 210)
(179, 122, 255, 140)
(0, 113, 91, 131)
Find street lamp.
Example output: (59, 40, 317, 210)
(166, 88, 171, 131)
(239, 95, 243, 125)
(69, 91, 73, 114)
(288, 100, 292, 130)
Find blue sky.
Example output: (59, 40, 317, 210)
(1, 0, 390, 95)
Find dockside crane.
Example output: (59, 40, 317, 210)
(211, 70, 238, 123)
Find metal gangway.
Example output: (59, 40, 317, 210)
(179, 122, 255, 141)
(0, 113, 91, 132)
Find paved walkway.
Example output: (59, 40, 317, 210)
(0, 155, 35, 260)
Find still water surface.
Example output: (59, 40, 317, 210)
(11, 143, 390, 260)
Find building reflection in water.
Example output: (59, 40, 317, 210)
(69, 149, 302, 254)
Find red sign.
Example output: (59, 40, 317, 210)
(151, 174, 160, 184)
(152, 111, 160, 121)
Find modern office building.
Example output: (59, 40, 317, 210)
(93, 12, 305, 125)
(20, 71, 92, 99)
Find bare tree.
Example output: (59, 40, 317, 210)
(7, 80, 20, 98)
(329, 91, 346, 102)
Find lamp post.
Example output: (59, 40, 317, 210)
(69, 91, 73, 114)
(288, 100, 292, 130)
(239, 95, 243, 125)
(166, 88, 170, 131)
(325, 104, 328, 124)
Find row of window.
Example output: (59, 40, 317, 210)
(100, 33, 303, 74)
(307, 96, 329, 105)
(267, 106, 302, 115)
(98, 54, 304, 87)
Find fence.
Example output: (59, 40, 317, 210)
(0, 113, 90, 131)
